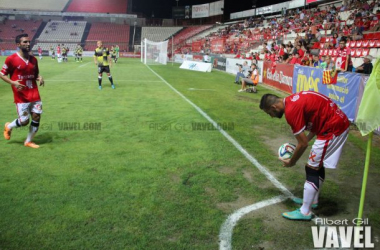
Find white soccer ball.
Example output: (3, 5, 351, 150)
(278, 143, 296, 160)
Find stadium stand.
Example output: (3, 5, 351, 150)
(36, 21, 86, 43)
(170, 25, 213, 47)
(0, 20, 42, 50)
(141, 27, 183, 42)
(191, 25, 229, 42)
(0, 0, 69, 11)
(85, 23, 130, 51)
(66, 0, 128, 14)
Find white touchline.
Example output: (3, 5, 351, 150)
(145, 65, 295, 249)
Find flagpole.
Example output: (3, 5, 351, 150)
(356, 131, 373, 226)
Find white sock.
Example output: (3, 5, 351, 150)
(300, 181, 318, 215)
(8, 119, 20, 129)
(313, 178, 324, 204)
(25, 121, 39, 143)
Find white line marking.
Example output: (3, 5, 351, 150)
(188, 88, 216, 91)
(219, 195, 288, 250)
(79, 62, 92, 67)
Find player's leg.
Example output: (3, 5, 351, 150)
(106, 68, 115, 89)
(24, 102, 43, 148)
(4, 103, 29, 140)
(98, 66, 105, 89)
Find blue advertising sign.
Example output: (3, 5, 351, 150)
(292, 65, 361, 121)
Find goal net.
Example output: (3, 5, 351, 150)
(141, 38, 168, 65)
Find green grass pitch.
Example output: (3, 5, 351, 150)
(0, 56, 379, 249)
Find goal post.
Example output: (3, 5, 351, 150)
(141, 38, 169, 65)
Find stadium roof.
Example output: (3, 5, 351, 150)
(134, 0, 288, 19)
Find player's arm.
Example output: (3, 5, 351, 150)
(280, 131, 309, 167)
(93, 52, 98, 65)
(0, 74, 25, 90)
(107, 50, 112, 67)
(35, 62, 44, 86)
(344, 56, 349, 71)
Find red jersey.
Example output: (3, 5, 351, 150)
(1, 53, 41, 103)
(289, 57, 302, 65)
(38, 47, 42, 54)
(284, 91, 349, 140)
(57, 46, 61, 54)
(335, 47, 351, 70)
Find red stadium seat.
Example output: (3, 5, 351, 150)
(364, 33, 373, 40)
(349, 41, 356, 48)
(376, 40, 380, 48)
(320, 43, 324, 49)
(361, 49, 369, 56)
(369, 40, 376, 47)
(325, 37, 330, 42)
(333, 49, 338, 56)
(355, 48, 363, 57)
(328, 49, 333, 56)
(356, 40, 363, 47)
(350, 49, 356, 57)
(320, 37, 326, 43)
(362, 40, 369, 47)
(374, 33, 380, 40)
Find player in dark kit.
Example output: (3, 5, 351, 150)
(1, 34, 45, 148)
(94, 41, 115, 90)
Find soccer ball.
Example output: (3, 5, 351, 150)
(278, 143, 296, 160)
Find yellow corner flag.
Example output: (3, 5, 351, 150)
(356, 59, 380, 136)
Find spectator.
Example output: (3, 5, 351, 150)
(238, 64, 259, 92)
(290, 52, 302, 64)
(311, 53, 323, 68)
(234, 61, 250, 84)
(356, 55, 374, 74)
(321, 55, 335, 70)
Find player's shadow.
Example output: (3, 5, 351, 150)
(7, 132, 54, 145)
(34, 132, 54, 144)
(314, 198, 346, 216)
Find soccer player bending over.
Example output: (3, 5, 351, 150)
(94, 41, 115, 90)
(260, 91, 349, 220)
(1, 34, 45, 148)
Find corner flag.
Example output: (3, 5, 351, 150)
(356, 59, 380, 136)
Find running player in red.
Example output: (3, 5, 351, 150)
(38, 46, 42, 60)
(57, 44, 61, 63)
(260, 91, 349, 220)
(1, 34, 45, 148)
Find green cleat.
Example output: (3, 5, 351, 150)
(292, 197, 318, 209)
(282, 208, 312, 221)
